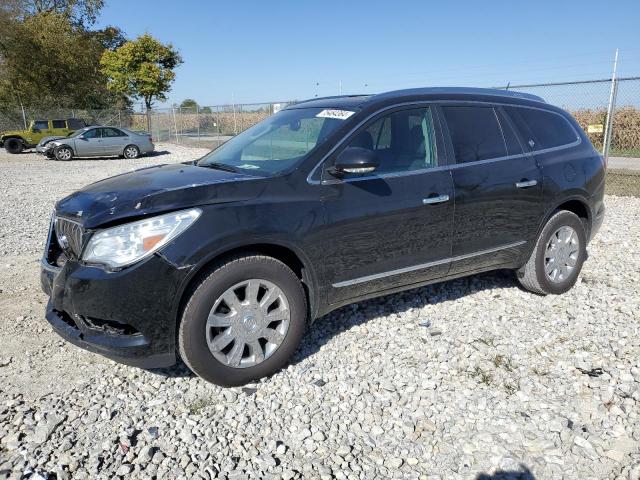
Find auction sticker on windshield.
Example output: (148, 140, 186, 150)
(316, 109, 355, 120)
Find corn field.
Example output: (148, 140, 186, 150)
(1, 77, 639, 196)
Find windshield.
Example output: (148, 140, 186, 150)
(68, 127, 91, 138)
(197, 107, 351, 175)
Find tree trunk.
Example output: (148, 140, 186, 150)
(145, 97, 152, 132)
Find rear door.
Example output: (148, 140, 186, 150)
(75, 128, 104, 156)
(100, 127, 129, 155)
(438, 103, 543, 274)
(317, 105, 455, 304)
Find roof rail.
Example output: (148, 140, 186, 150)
(369, 87, 546, 103)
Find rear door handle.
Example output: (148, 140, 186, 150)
(515, 180, 537, 188)
(422, 194, 450, 205)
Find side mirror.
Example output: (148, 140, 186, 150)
(330, 147, 379, 176)
(31, 128, 40, 133)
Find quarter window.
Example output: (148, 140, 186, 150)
(343, 107, 437, 175)
(504, 106, 578, 150)
(52, 120, 66, 129)
(441, 106, 508, 163)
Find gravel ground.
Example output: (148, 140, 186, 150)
(0, 145, 639, 480)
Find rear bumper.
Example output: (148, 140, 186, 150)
(589, 203, 605, 242)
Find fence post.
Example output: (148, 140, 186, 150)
(172, 107, 179, 144)
(196, 105, 200, 147)
(232, 100, 238, 135)
(602, 49, 619, 161)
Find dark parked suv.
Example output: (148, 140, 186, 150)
(41, 87, 605, 386)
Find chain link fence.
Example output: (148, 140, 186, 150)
(496, 77, 640, 196)
(1, 78, 639, 196)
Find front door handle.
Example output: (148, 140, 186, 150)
(515, 180, 538, 189)
(422, 194, 450, 205)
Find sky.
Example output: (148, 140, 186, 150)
(96, 0, 640, 108)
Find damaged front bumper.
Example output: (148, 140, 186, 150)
(40, 220, 192, 368)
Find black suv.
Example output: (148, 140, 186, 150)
(41, 88, 605, 386)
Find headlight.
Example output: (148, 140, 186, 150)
(82, 208, 201, 269)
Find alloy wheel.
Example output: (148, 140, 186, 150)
(205, 279, 290, 368)
(124, 146, 139, 158)
(544, 225, 580, 283)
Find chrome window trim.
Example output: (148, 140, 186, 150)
(307, 99, 581, 185)
(332, 240, 527, 288)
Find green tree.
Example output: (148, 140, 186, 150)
(100, 34, 183, 129)
(0, 12, 127, 109)
(5, 0, 104, 26)
(180, 98, 198, 110)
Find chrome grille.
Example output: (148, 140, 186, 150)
(55, 217, 85, 257)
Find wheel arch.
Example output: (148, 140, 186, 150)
(55, 143, 76, 156)
(174, 242, 320, 336)
(2, 135, 26, 142)
(539, 195, 592, 239)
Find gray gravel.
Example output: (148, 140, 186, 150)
(0, 145, 639, 479)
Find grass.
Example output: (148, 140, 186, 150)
(493, 354, 515, 372)
(470, 366, 494, 386)
(606, 168, 640, 197)
(188, 398, 212, 415)
(610, 148, 640, 158)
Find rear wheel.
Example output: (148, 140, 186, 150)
(54, 146, 73, 161)
(517, 210, 587, 295)
(178, 255, 307, 386)
(4, 138, 23, 154)
(123, 145, 140, 159)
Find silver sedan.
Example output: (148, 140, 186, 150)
(41, 126, 154, 160)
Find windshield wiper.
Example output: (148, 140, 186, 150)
(198, 162, 242, 173)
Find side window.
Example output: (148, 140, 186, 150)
(505, 106, 578, 150)
(496, 109, 523, 156)
(441, 106, 507, 163)
(82, 128, 99, 139)
(102, 127, 126, 137)
(33, 120, 49, 130)
(52, 120, 66, 129)
(343, 106, 437, 175)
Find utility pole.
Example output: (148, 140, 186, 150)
(602, 48, 619, 162)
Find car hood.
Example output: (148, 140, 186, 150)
(55, 162, 262, 228)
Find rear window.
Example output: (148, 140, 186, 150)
(67, 118, 86, 130)
(504, 106, 578, 150)
(52, 120, 66, 129)
(441, 106, 508, 163)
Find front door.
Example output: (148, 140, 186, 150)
(317, 105, 455, 304)
(438, 104, 543, 274)
(75, 128, 104, 156)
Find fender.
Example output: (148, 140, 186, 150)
(171, 235, 322, 322)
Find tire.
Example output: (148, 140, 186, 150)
(178, 254, 307, 386)
(517, 210, 587, 295)
(54, 145, 74, 161)
(4, 138, 23, 154)
(123, 145, 140, 159)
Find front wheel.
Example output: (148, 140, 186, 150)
(517, 210, 587, 295)
(54, 146, 74, 161)
(178, 255, 307, 386)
